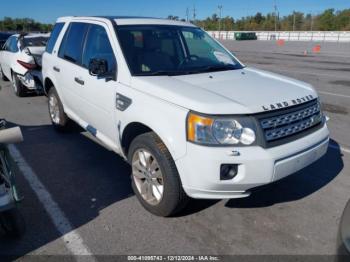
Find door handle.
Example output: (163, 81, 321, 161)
(74, 77, 85, 86)
(53, 66, 60, 72)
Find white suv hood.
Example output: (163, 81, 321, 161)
(131, 67, 317, 114)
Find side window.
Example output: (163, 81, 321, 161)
(58, 22, 89, 64)
(46, 22, 65, 54)
(82, 24, 116, 72)
(3, 38, 11, 51)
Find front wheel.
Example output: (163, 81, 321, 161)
(128, 132, 189, 217)
(0, 209, 26, 238)
(12, 73, 26, 97)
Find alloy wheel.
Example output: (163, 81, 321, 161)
(48, 94, 60, 124)
(12, 75, 18, 93)
(132, 148, 164, 205)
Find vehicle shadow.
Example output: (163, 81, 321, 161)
(0, 122, 133, 257)
(225, 139, 344, 208)
(174, 199, 220, 217)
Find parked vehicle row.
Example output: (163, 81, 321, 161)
(0, 33, 49, 96)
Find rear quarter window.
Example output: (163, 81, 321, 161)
(46, 22, 65, 54)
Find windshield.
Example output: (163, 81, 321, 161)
(22, 37, 49, 47)
(116, 25, 243, 76)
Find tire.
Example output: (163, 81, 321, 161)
(12, 73, 26, 97)
(0, 66, 8, 81)
(128, 132, 189, 217)
(0, 209, 26, 238)
(47, 87, 70, 131)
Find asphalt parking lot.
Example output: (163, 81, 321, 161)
(0, 40, 349, 258)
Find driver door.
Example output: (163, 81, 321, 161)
(76, 22, 119, 147)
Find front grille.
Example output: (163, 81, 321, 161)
(259, 100, 323, 143)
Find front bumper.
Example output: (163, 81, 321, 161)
(176, 123, 329, 199)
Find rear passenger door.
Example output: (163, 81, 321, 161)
(56, 22, 89, 120)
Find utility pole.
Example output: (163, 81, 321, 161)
(218, 5, 223, 32)
(310, 15, 314, 31)
(192, 5, 196, 21)
(293, 11, 296, 31)
(186, 7, 189, 22)
(274, 0, 278, 32)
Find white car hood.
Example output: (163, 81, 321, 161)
(131, 67, 317, 114)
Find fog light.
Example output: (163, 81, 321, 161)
(220, 164, 238, 180)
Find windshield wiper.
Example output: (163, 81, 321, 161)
(135, 70, 182, 76)
(196, 64, 238, 73)
(134, 65, 239, 76)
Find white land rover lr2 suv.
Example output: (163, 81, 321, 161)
(42, 16, 329, 216)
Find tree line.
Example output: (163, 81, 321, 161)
(1, 8, 349, 33)
(170, 8, 350, 31)
(0, 17, 53, 32)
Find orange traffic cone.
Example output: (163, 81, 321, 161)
(312, 45, 321, 53)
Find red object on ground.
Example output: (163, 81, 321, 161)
(313, 45, 321, 53)
(277, 39, 285, 46)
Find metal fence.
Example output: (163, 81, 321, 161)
(208, 31, 350, 42)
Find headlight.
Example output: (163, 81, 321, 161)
(187, 112, 257, 146)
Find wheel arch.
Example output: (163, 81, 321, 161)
(120, 118, 187, 165)
(44, 77, 54, 95)
(121, 122, 153, 158)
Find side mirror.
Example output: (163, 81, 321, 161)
(88, 58, 116, 81)
(89, 58, 108, 77)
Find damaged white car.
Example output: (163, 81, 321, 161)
(0, 33, 49, 96)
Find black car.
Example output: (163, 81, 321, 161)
(0, 32, 12, 48)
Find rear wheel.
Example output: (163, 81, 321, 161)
(128, 132, 189, 217)
(48, 87, 70, 131)
(0, 209, 26, 238)
(12, 73, 26, 97)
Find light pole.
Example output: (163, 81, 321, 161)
(218, 5, 223, 32)
(274, 0, 278, 32)
(192, 5, 196, 21)
(293, 11, 296, 31)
